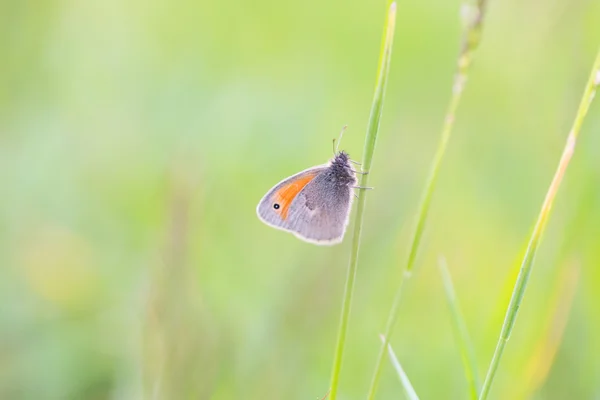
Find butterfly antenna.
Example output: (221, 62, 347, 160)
(334, 125, 348, 154)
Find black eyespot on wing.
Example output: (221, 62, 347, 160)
(273, 203, 280, 209)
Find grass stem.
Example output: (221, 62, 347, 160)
(366, 1, 488, 398)
(379, 335, 420, 400)
(438, 256, 480, 400)
(327, 3, 397, 399)
(478, 47, 600, 400)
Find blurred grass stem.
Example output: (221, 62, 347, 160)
(438, 256, 480, 399)
(380, 335, 420, 400)
(367, 1, 488, 398)
(328, 3, 397, 399)
(478, 47, 600, 400)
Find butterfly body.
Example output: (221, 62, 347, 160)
(256, 151, 357, 245)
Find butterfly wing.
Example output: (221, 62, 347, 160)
(257, 166, 326, 230)
(257, 165, 354, 245)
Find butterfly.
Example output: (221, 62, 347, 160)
(256, 127, 367, 245)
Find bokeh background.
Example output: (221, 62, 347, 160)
(2, 0, 600, 399)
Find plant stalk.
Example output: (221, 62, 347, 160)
(380, 335, 420, 400)
(438, 256, 480, 399)
(328, 3, 397, 399)
(478, 47, 600, 400)
(367, 1, 488, 398)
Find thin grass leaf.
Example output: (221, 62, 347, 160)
(438, 256, 480, 400)
(367, 1, 489, 398)
(478, 48, 600, 400)
(379, 335, 420, 400)
(327, 3, 397, 399)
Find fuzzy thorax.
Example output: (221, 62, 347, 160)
(328, 151, 357, 186)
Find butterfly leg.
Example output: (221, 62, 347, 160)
(352, 169, 369, 175)
(349, 159, 361, 165)
(352, 186, 374, 190)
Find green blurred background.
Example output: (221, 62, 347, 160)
(2, 0, 600, 399)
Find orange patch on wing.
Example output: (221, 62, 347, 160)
(273, 173, 317, 220)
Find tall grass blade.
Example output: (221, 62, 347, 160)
(478, 48, 600, 400)
(367, 1, 489, 398)
(438, 256, 480, 400)
(328, 3, 397, 399)
(379, 335, 420, 400)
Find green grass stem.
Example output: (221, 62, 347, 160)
(478, 47, 600, 400)
(327, 3, 397, 399)
(438, 256, 480, 400)
(366, 1, 488, 398)
(379, 335, 420, 400)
